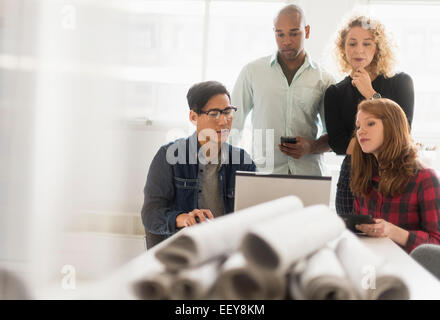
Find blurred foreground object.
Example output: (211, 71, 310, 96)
(0, 268, 30, 300)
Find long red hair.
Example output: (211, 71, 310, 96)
(350, 98, 419, 197)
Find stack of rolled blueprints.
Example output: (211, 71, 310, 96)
(130, 196, 409, 300)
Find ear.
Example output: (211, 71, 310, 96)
(305, 25, 310, 39)
(189, 110, 198, 126)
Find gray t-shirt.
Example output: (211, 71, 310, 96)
(200, 162, 225, 218)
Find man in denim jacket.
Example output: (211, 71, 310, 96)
(141, 81, 256, 248)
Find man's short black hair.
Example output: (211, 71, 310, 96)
(186, 81, 230, 113)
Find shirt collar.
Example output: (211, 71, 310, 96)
(270, 50, 316, 69)
(270, 51, 278, 65)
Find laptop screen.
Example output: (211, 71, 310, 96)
(234, 171, 332, 211)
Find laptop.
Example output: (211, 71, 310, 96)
(234, 171, 332, 211)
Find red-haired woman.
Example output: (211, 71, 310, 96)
(351, 98, 440, 253)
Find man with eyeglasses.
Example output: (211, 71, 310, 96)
(231, 4, 335, 175)
(141, 81, 256, 248)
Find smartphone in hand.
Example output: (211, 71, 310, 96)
(280, 136, 297, 145)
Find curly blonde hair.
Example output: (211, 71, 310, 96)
(335, 16, 396, 77)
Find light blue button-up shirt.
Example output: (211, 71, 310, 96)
(231, 51, 335, 175)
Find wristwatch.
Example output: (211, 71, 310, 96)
(371, 92, 381, 100)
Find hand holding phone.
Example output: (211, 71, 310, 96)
(339, 214, 375, 234)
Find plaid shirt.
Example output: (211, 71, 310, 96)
(354, 168, 440, 253)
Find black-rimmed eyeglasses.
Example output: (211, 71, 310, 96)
(198, 106, 237, 120)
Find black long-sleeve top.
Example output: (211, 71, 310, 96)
(324, 72, 414, 155)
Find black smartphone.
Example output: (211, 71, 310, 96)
(280, 136, 297, 145)
(339, 214, 375, 233)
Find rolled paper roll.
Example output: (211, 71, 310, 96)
(335, 232, 409, 300)
(132, 271, 175, 300)
(169, 259, 221, 300)
(128, 240, 179, 300)
(217, 252, 286, 300)
(288, 247, 357, 300)
(155, 196, 303, 270)
(241, 205, 345, 275)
